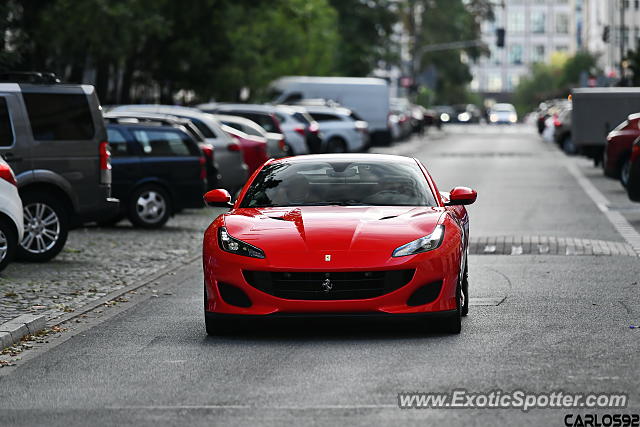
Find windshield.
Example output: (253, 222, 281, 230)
(240, 160, 437, 208)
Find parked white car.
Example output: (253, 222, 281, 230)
(303, 105, 369, 152)
(206, 104, 315, 155)
(214, 114, 289, 158)
(0, 157, 24, 272)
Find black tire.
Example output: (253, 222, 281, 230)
(439, 283, 462, 334)
(0, 217, 18, 272)
(17, 191, 69, 262)
(127, 185, 171, 229)
(327, 138, 347, 153)
(620, 156, 631, 188)
(204, 284, 232, 336)
(461, 264, 469, 317)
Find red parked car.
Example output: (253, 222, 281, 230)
(201, 154, 477, 334)
(221, 125, 269, 175)
(604, 113, 640, 187)
(626, 137, 640, 202)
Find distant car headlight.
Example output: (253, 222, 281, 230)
(218, 227, 265, 259)
(440, 113, 450, 122)
(509, 114, 518, 123)
(489, 114, 498, 122)
(392, 225, 445, 257)
(458, 112, 470, 122)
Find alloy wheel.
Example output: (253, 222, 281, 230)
(136, 190, 167, 224)
(621, 159, 631, 187)
(0, 228, 7, 263)
(21, 203, 61, 254)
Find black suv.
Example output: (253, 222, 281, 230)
(105, 121, 206, 228)
(0, 73, 118, 261)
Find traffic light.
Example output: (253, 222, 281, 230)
(603, 25, 610, 42)
(496, 28, 505, 48)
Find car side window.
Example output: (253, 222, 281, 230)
(310, 113, 339, 122)
(186, 118, 215, 139)
(133, 129, 197, 156)
(106, 128, 131, 157)
(0, 97, 14, 147)
(22, 93, 95, 140)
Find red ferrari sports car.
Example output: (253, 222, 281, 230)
(202, 154, 477, 334)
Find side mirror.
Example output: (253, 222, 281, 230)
(204, 189, 233, 208)
(445, 187, 477, 206)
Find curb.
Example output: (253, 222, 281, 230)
(47, 255, 200, 327)
(0, 314, 47, 349)
(1, 255, 200, 351)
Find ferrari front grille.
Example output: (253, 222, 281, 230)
(242, 270, 415, 300)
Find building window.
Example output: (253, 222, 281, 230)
(507, 74, 521, 91)
(635, 0, 639, 10)
(623, 0, 629, 8)
(509, 44, 523, 65)
(488, 73, 502, 92)
(490, 45, 502, 65)
(531, 12, 546, 34)
(555, 13, 569, 34)
(508, 11, 525, 33)
(531, 45, 546, 62)
(555, 45, 569, 53)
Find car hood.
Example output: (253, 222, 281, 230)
(223, 206, 445, 268)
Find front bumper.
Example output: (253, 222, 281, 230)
(203, 245, 461, 316)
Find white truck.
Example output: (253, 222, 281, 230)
(572, 87, 640, 164)
(269, 76, 392, 145)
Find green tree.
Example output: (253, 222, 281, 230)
(328, 0, 396, 76)
(406, 0, 492, 104)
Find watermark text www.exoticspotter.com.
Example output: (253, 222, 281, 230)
(397, 390, 628, 412)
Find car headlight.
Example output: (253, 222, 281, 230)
(392, 225, 445, 257)
(490, 114, 498, 122)
(509, 114, 518, 123)
(218, 227, 265, 259)
(440, 113, 450, 122)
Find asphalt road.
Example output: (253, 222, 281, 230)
(1, 124, 639, 426)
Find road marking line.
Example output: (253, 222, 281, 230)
(565, 161, 640, 257)
(107, 404, 399, 410)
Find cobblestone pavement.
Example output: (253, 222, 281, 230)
(0, 208, 223, 324)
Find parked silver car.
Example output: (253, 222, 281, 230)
(111, 105, 249, 194)
(303, 105, 369, 152)
(214, 114, 289, 158)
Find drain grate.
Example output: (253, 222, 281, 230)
(469, 236, 637, 256)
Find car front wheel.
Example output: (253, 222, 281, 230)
(17, 192, 69, 262)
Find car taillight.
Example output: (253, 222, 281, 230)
(200, 143, 214, 160)
(553, 114, 561, 127)
(278, 138, 287, 151)
(199, 156, 207, 180)
(632, 144, 640, 163)
(99, 141, 111, 184)
(294, 126, 305, 136)
(0, 162, 17, 186)
(227, 141, 241, 152)
(309, 122, 319, 134)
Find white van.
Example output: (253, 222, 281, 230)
(269, 76, 391, 145)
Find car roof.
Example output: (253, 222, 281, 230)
(271, 153, 417, 165)
(302, 105, 352, 116)
(214, 103, 276, 113)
